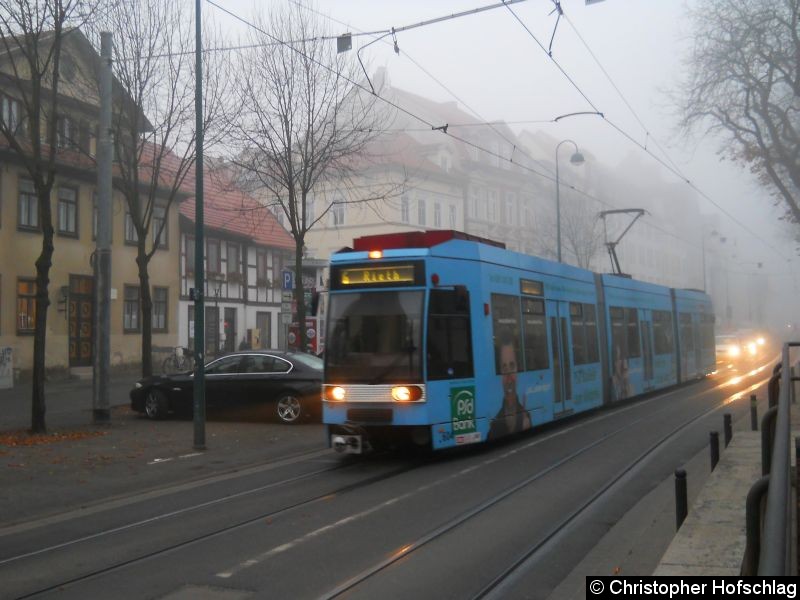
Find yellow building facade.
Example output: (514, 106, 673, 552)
(0, 168, 181, 376)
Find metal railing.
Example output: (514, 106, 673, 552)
(742, 343, 798, 575)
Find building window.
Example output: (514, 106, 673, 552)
(418, 197, 426, 226)
(304, 196, 315, 226)
(185, 235, 195, 276)
(504, 193, 515, 225)
(1, 94, 22, 135)
(152, 204, 167, 248)
(16, 278, 36, 334)
(57, 115, 76, 149)
(207, 239, 221, 275)
(123, 285, 140, 333)
(331, 202, 345, 226)
(256, 249, 268, 286)
(18, 178, 38, 229)
(434, 202, 442, 228)
(57, 187, 78, 236)
(469, 188, 478, 219)
(227, 243, 240, 278)
(449, 205, 456, 229)
(487, 190, 497, 222)
(125, 207, 138, 243)
(401, 195, 410, 224)
(153, 287, 168, 332)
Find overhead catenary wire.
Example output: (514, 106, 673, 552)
(504, 0, 788, 263)
(204, 0, 705, 263)
(205, 0, 783, 273)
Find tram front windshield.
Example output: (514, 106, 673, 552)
(326, 290, 423, 383)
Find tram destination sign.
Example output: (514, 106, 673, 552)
(331, 261, 425, 290)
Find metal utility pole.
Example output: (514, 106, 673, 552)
(93, 31, 112, 424)
(193, 0, 206, 450)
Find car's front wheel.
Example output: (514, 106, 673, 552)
(144, 389, 169, 420)
(275, 394, 302, 424)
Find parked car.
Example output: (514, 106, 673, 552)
(130, 351, 323, 423)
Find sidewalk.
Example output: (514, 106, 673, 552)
(0, 378, 327, 527)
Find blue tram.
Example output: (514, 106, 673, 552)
(322, 231, 714, 453)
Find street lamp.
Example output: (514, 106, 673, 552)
(555, 139, 585, 263)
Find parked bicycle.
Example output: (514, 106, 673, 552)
(162, 346, 195, 374)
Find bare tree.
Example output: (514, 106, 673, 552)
(0, 0, 92, 432)
(679, 0, 800, 224)
(91, 0, 226, 377)
(535, 196, 604, 270)
(227, 2, 382, 351)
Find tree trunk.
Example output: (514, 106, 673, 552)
(294, 241, 307, 352)
(137, 245, 153, 378)
(31, 193, 55, 434)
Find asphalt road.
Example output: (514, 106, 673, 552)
(0, 354, 774, 600)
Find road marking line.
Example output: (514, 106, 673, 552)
(148, 457, 174, 465)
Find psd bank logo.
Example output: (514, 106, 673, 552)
(450, 386, 476, 434)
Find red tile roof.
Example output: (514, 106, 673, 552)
(180, 169, 295, 250)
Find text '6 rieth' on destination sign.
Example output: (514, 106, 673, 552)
(340, 265, 416, 286)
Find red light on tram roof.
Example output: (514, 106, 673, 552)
(352, 230, 506, 251)
(431, 273, 440, 285)
(484, 303, 490, 315)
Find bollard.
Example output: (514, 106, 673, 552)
(724, 413, 732, 447)
(750, 394, 758, 431)
(710, 431, 720, 471)
(675, 469, 687, 531)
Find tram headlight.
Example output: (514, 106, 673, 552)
(391, 386, 423, 402)
(325, 386, 346, 401)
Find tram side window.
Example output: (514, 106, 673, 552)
(653, 310, 674, 355)
(427, 288, 474, 380)
(610, 306, 627, 362)
(625, 308, 641, 358)
(522, 298, 548, 371)
(491, 293, 521, 375)
(679, 313, 694, 355)
(570, 303, 586, 364)
(700, 314, 715, 350)
(583, 303, 599, 363)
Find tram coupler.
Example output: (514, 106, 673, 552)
(332, 434, 363, 454)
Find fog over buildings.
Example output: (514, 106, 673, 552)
(214, 0, 798, 334)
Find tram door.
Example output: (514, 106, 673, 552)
(547, 300, 572, 416)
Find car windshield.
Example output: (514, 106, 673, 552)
(289, 353, 323, 371)
(325, 290, 424, 383)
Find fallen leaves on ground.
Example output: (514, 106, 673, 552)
(0, 430, 109, 447)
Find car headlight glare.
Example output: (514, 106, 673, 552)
(757, 337, 765, 345)
(729, 346, 740, 357)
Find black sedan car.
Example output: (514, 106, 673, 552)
(130, 351, 323, 423)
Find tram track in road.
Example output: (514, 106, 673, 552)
(5, 451, 426, 600)
(6, 358, 775, 599)
(317, 364, 773, 600)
